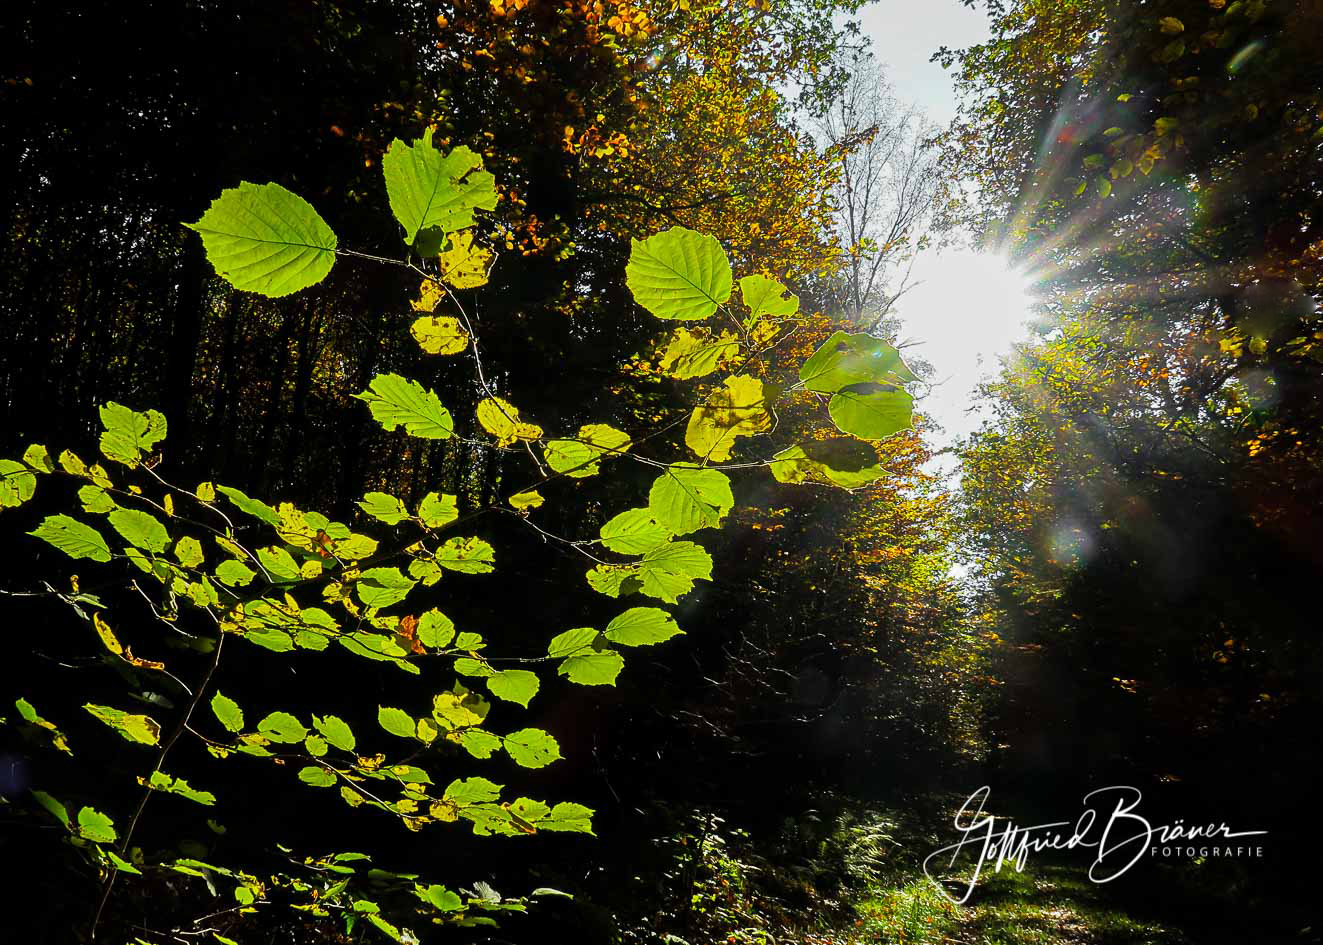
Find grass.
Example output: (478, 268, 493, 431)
(846, 862, 1184, 945)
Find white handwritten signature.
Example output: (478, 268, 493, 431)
(922, 786, 1267, 904)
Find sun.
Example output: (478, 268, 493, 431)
(895, 246, 1037, 443)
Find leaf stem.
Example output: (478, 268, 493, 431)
(90, 633, 226, 940)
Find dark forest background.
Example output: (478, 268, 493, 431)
(3, 0, 1321, 943)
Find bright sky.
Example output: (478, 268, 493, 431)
(862, 1, 1037, 448)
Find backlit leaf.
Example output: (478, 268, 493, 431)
(0, 459, 37, 509)
(314, 715, 356, 752)
(684, 375, 772, 461)
(98, 403, 167, 467)
(358, 492, 409, 525)
(599, 508, 671, 554)
(85, 704, 160, 745)
(648, 464, 733, 534)
(558, 649, 625, 686)
(604, 607, 682, 646)
(76, 806, 117, 843)
(256, 711, 307, 744)
(436, 231, 492, 288)
(410, 315, 470, 355)
(828, 384, 914, 440)
(108, 508, 170, 554)
(29, 514, 112, 562)
(216, 484, 281, 526)
(378, 706, 416, 739)
(503, 727, 562, 768)
(356, 567, 415, 609)
(626, 226, 732, 320)
(210, 692, 245, 733)
(382, 131, 498, 246)
(435, 536, 494, 574)
(186, 181, 337, 297)
(356, 374, 453, 440)
(543, 424, 631, 478)
(298, 766, 337, 788)
(739, 273, 799, 319)
(418, 492, 458, 528)
(799, 331, 917, 394)
(487, 670, 539, 708)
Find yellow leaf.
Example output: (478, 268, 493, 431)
(684, 375, 772, 462)
(411, 315, 470, 355)
(508, 490, 545, 510)
(476, 396, 543, 446)
(411, 279, 445, 313)
(437, 231, 493, 288)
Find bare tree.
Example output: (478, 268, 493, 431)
(816, 50, 942, 330)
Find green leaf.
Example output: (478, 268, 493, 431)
(108, 508, 170, 554)
(186, 181, 337, 297)
(358, 492, 409, 525)
(210, 692, 245, 733)
(828, 384, 914, 440)
(459, 729, 503, 759)
(84, 704, 160, 745)
(355, 374, 453, 440)
(174, 536, 205, 568)
(148, 771, 217, 805)
(585, 564, 639, 599)
(558, 649, 625, 686)
(542, 801, 595, 834)
(107, 851, 142, 875)
(305, 734, 329, 756)
(487, 670, 539, 708)
(648, 464, 733, 535)
(638, 540, 713, 603)
(547, 627, 598, 658)
(214, 559, 256, 587)
(799, 331, 917, 393)
(256, 711, 307, 744)
(356, 567, 415, 609)
(604, 607, 682, 646)
(626, 226, 732, 320)
(314, 715, 356, 752)
(22, 443, 54, 473)
(377, 706, 416, 739)
(0, 459, 37, 509)
(98, 403, 167, 467)
(435, 536, 494, 574)
(444, 776, 502, 805)
(543, 424, 631, 478)
(425, 884, 463, 912)
(454, 656, 494, 677)
(257, 545, 301, 582)
(15, 698, 74, 755)
(216, 484, 281, 526)
(739, 273, 799, 319)
(76, 806, 117, 843)
(31, 790, 70, 828)
(29, 514, 112, 562)
(77, 477, 116, 514)
(599, 508, 671, 554)
(418, 492, 458, 528)
(298, 766, 337, 788)
(503, 728, 563, 768)
(769, 440, 886, 489)
(382, 131, 498, 246)
(417, 609, 456, 648)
